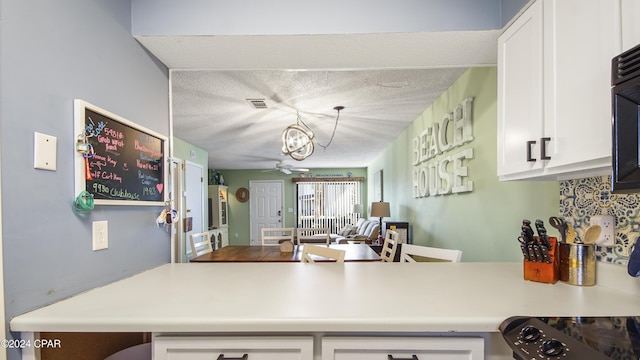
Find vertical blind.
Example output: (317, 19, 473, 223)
(296, 181, 361, 234)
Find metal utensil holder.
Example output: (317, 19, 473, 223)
(558, 242, 596, 286)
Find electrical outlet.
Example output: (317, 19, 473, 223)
(591, 215, 615, 246)
(92, 221, 109, 251)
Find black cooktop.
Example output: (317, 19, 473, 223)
(500, 316, 640, 359)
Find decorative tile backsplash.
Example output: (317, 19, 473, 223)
(560, 175, 640, 264)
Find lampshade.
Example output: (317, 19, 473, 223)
(352, 204, 363, 214)
(370, 201, 390, 218)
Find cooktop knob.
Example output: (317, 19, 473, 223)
(520, 325, 541, 342)
(542, 339, 564, 356)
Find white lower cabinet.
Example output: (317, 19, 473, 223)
(153, 336, 314, 360)
(321, 336, 484, 360)
(153, 335, 484, 360)
(208, 228, 229, 249)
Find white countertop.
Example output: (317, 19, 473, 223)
(10, 262, 640, 334)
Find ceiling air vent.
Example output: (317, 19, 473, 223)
(246, 98, 268, 109)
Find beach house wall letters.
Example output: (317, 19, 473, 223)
(412, 97, 474, 198)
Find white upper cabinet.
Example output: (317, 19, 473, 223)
(543, 0, 619, 172)
(498, 0, 626, 180)
(497, 0, 544, 177)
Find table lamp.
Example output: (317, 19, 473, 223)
(370, 201, 390, 244)
(352, 204, 363, 217)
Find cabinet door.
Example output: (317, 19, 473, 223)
(497, 0, 544, 177)
(220, 227, 229, 247)
(322, 336, 484, 360)
(154, 336, 314, 360)
(543, 0, 619, 172)
(209, 185, 229, 228)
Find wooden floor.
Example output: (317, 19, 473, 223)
(190, 244, 381, 262)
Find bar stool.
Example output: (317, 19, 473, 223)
(104, 342, 151, 360)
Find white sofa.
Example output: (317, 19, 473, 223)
(332, 218, 380, 244)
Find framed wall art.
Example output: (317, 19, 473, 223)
(74, 99, 168, 206)
(374, 169, 383, 202)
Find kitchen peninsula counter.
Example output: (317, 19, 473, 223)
(10, 262, 640, 358)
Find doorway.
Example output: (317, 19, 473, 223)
(184, 161, 204, 260)
(169, 158, 183, 263)
(249, 180, 284, 246)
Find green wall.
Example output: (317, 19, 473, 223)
(368, 67, 560, 262)
(217, 168, 367, 245)
(173, 137, 208, 169)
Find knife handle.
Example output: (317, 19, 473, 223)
(522, 226, 535, 242)
(532, 244, 543, 262)
(540, 246, 551, 263)
(527, 244, 536, 261)
(540, 235, 551, 249)
(521, 245, 530, 260)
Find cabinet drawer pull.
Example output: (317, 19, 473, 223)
(217, 355, 248, 360)
(387, 356, 418, 360)
(526, 140, 537, 162)
(540, 137, 551, 160)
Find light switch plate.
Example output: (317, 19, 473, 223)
(34, 132, 57, 171)
(92, 221, 109, 251)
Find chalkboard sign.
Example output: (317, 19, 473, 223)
(74, 99, 167, 206)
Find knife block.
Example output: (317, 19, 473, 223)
(523, 237, 559, 284)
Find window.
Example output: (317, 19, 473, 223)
(296, 180, 362, 234)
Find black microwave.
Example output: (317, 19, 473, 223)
(612, 43, 640, 193)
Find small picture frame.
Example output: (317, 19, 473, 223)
(374, 169, 383, 201)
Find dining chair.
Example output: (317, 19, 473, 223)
(261, 227, 295, 246)
(189, 232, 213, 257)
(380, 229, 399, 262)
(296, 227, 330, 245)
(300, 244, 346, 263)
(400, 244, 462, 263)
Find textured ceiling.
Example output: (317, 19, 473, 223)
(171, 68, 467, 170)
(136, 31, 499, 170)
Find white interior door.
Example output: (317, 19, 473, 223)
(184, 161, 204, 259)
(249, 180, 284, 246)
(170, 158, 183, 263)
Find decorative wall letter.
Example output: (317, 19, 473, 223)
(412, 97, 474, 198)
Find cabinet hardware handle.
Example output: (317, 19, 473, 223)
(387, 355, 418, 360)
(526, 140, 537, 162)
(540, 137, 551, 160)
(217, 355, 248, 360)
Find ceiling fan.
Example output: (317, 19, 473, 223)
(270, 161, 310, 175)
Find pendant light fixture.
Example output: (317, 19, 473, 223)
(281, 106, 344, 161)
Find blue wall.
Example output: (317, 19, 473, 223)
(132, 0, 503, 35)
(0, 0, 170, 358)
(501, 0, 531, 26)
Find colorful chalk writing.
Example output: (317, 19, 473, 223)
(83, 107, 165, 202)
